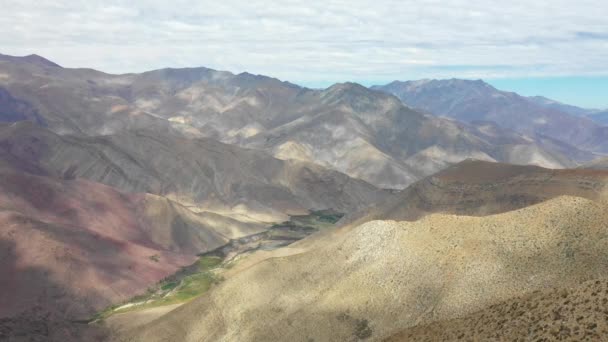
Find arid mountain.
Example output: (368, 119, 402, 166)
(0, 162, 248, 340)
(0, 54, 578, 188)
(373, 79, 608, 153)
(0, 122, 387, 224)
(344, 159, 608, 226)
(386, 278, 608, 341)
(117, 195, 608, 342)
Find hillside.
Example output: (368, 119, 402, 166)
(0, 122, 387, 224)
(344, 159, 608, 226)
(0, 54, 577, 188)
(116, 196, 608, 341)
(0, 163, 247, 340)
(386, 278, 608, 341)
(373, 79, 608, 154)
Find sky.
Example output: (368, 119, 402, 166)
(2, 0, 608, 108)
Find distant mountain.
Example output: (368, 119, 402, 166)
(528, 95, 608, 126)
(0, 54, 580, 188)
(0, 53, 61, 68)
(373, 79, 608, 153)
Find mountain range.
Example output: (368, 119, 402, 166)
(3, 52, 608, 341)
(373, 79, 608, 154)
(0, 54, 590, 189)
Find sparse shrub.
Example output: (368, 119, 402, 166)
(354, 319, 373, 339)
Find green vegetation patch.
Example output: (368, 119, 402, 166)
(92, 256, 225, 320)
(92, 211, 343, 321)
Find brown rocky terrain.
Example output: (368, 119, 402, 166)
(116, 195, 608, 341)
(386, 278, 608, 341)
(345, 159, 608, 227)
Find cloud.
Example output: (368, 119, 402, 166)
(1, 0, 607, 85)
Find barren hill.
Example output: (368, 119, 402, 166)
(117, 196, 608, 342)
(345, 159, 608, 226)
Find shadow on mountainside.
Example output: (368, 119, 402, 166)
(0, 238, 109, 341)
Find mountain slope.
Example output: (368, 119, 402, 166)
(387, 278, 608, 341)
(373, 79, 608, 153)
(0, 162, 261, 340)
(117, 196, 608, 342)
(344, 159, 608, 226)
(243, 83, 577, 188)
(0, 122, 387, 223)
(0, 54, 577, 189)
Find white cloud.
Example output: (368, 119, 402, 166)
(1, 0, 607, 85)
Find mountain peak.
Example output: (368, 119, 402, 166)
(0, 53, 61, 68)
(378, 78, 496, 94)
(325, 81, 369, 93)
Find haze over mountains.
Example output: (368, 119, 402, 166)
(3, 52, 608, 341)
